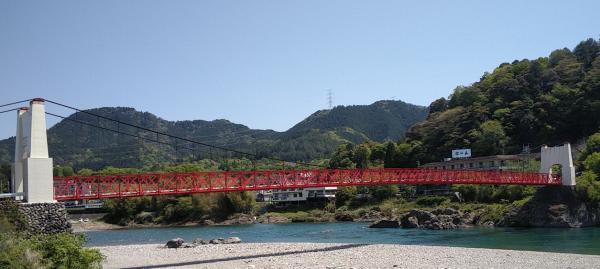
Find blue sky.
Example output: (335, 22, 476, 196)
(1, 0, 599, 139)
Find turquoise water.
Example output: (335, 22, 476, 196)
(84, 223, 600, 255)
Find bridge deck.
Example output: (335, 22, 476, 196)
(53, 168, 560, 201)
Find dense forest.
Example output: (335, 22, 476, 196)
(407, 38, 600, 162)
(0, 100, 427, 169)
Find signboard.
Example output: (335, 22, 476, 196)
(452, 149, 471, 159)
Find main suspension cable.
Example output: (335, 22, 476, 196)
(45, 99, 323, 168)
(0, 99, 31, 109)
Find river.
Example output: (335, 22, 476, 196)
(84, 222, 600, 255)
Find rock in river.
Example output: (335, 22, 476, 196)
(369, 219, 400, 228)
(166, 238, 185, 248)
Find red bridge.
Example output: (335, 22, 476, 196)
(3, 98, 572, 203)
(53, 168, 560, 201)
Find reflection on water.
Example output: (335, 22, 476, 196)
(84, 222, 600, 255)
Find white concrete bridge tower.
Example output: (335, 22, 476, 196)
(540, 143, 576, 186)
(12, 98, 54, 203)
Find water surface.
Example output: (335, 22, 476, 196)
(84, 222, 600, 255)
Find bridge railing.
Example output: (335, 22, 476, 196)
(53, 168, 560, 201)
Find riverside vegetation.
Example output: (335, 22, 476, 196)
(0, 201, 104, 269)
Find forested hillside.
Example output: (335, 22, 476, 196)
(407, 38, 600, 162)
(0, 100, 427, 169)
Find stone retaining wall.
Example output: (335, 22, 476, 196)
(0, 201, 72, 234)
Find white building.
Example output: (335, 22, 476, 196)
(256, 187, 337, 202)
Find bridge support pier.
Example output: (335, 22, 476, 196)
(13, 98, 54, 203)
(540, 143, 576, 186)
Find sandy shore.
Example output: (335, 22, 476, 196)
(96, 243, 600, 269)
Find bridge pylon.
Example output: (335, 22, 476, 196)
(540, 143, 576, 186)
(13, 98, 54, 203)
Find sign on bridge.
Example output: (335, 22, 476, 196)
(452, 149, 472, 159)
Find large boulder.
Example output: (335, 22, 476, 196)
(369, 219, 400, 228)
(401, 216, 419, 228)
(498, 186, 600, 228)
(334, 212, 354, 222)
(134, 212, 155, 224)
(400, 208, 472, 230)
(210, 238, 225, 244)
(166, 238, 185, 248)
(354, 210, 383, 222)
(192, 238, 210, 245)
(223, 237, 242, 244)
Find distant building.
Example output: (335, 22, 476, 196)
(256, 187, 337, 203)
(416, 153, 539, 195)
(420, 154, 538, 171)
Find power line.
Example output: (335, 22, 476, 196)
(0, 99, 31, 109)
(45, 108, 324, 168)
(46, 112, 198, 152)
(0, 108, 20, 115)
(45, 100, 257, 156)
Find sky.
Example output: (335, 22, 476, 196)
(1, 0, 599, 140)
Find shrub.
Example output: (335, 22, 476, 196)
(370, 185, 399, 202)
(584, 152, 600, 176)
(30, 233, 104, 269)
(576, 171, 600, 207)
(335, 187, 357, 207)
(415, 196, 449, 207)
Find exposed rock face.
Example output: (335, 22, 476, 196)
(369, 219, 400, 228)
(259, 215, 291, 224)
(0, 201, 72, 234)
(215, 214, 256, 225)
(334, 212, 354, 222)
(202, 219, 215, 225)
(354, 210, 383, 222)
(166, 238, 184, 248)
(399, 209, 473, 230)
(499, 186, 600, 228)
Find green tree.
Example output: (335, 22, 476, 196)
(580, 132, 600, 163)
(328, 144, 356, 168)
(370, 185, 399, 202)
(471, 120, 509, 155)
(353, 144, 371, 169)
(62, 166, 75, 176)
(584, 152, 600, 176)
(573, 38, 600, 69)
(335, 186, 357, 207)
(428, 98, 448, 115)
(0, 164, 10, 193)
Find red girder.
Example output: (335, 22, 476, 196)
(52, 168, 561, 201)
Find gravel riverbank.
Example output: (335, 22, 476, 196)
(96, 243, 600, 269)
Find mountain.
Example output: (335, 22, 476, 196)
(406, 38, 600, 162)
(0, 100, 427, 169)
(285, 100, 428, 142)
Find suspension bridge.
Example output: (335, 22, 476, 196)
(1, 98, 575, 203)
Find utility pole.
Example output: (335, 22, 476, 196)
(327, 89, 333, 109)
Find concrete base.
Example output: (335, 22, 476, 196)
(24, 158, 54, 203)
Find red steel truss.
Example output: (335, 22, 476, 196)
(53, 168, 561, 201)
